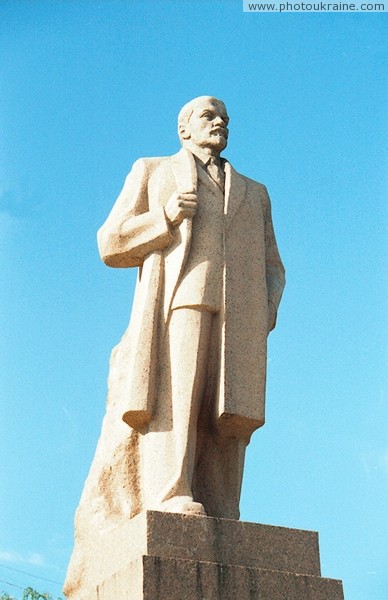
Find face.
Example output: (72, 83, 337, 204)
(183, 98, 229, 154)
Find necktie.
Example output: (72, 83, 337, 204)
(207, 157, 224, 191)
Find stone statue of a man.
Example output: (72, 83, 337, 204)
(64, 96, 285, 597)
(98, 95, 285, 518)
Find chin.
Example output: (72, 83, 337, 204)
(209, 137, 228, 151)
(216, 140, 228, 152)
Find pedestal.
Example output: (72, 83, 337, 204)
(80, 511, 344, 599)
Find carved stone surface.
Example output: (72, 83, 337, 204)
(98, 558, 344, 600)
(64, 96, 286, 598)
(70, 511, 344, 600)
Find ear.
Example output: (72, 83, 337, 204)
(179, 123, 191, 140)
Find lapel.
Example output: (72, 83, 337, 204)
(224, 161, 247, 230)
(164, 148, 197, 322)
(170, 147, 197, 194)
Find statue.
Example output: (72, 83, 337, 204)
(64, 96, 285, 598)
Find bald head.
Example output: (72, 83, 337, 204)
(177, 96, 229, 156)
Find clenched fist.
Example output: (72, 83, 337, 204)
(164, 192, 197, 227)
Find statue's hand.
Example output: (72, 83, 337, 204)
(164, 192, 197, 227)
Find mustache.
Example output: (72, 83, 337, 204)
(210, 127, 228, 136)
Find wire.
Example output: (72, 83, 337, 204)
(0, 577, 23, 599)
(0, 566, 62, 587)
(0, 578, 24, 591)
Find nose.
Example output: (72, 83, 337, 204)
(214, 115, 227, 126)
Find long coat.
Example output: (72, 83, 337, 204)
(98, 148, 285, 439)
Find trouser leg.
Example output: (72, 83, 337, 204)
(140, 307, 213, 511)
(192, 311, 248, 519)
(193, 427, 247, 519)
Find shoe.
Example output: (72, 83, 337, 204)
(160, 496, 207, 516)
(180, 501, 207, 516)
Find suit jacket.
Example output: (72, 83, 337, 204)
(170, 158, 225, 313)
(98, 148, 285, 439)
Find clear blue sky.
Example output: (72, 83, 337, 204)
(1, 1, 387, 599)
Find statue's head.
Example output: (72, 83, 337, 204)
(178, 96, 229, 155)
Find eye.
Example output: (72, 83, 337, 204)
(200, 111, 213, 120)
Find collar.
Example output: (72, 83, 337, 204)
(188, 147, 223, 169)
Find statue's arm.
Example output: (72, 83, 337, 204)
(97, 159, 174, 268)
(261, 186, 286, 332)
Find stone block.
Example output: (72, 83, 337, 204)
(74, 511, 344, 599)
(126, 510, 321, 574)
(96, 556, 344, 600)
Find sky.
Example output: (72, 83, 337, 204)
(0, 1, 387, 599)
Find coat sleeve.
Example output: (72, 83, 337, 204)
(97, 158, 175, 268)
(261, 186, 286, 331)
